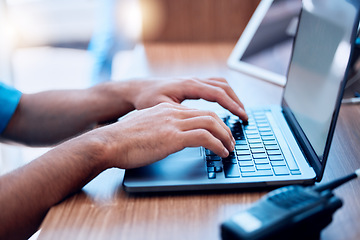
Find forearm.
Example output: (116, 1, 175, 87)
(2, 81, 135, 146)
(0, 131, 110, 239)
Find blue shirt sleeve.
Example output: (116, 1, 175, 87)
(0, 82, 22, 134)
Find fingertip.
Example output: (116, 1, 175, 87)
(221, 147, 229, 158)
(235, 107, 248, 122)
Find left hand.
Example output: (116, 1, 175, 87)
(122, 77, 248, 121)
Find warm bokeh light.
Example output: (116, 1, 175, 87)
(116, 0, 143, 41)
(139, 0, 165, 41)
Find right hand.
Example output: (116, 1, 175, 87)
(97, 102, 235, 169)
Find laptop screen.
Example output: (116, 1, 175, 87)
(282, 0, 360, 177)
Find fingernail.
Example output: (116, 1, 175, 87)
(223, 148, 229, 157)
(239, 107, 248, 120)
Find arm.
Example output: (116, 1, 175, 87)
(0, 77, 247, 239)
(1, 81, 135, 146)
(1, 77, 247, 146)
(0, 102, 235, 239)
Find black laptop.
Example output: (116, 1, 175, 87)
(123, 0, 360, 193)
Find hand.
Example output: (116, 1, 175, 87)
(96, 102, 235, 169)
(123, 77, 248, 121)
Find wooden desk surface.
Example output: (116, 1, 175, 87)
(38, 43, 360, 240)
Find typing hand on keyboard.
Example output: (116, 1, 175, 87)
(205, 111, 300, 179)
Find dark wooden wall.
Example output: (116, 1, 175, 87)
(140, 0, 261, 42)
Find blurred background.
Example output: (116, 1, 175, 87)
(0, 0, 259, 175)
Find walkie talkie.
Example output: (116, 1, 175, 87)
(221, 169, 360, 240)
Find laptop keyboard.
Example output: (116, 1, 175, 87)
(205, 110, 301, 179)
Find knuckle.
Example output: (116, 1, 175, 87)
(197, 129, 211, 141)
(222, 84, 231, 92)
(213, 90, 227, 102)
(184, 78, 197, 86)
(157, 102, 171, 108)
(211, 77, 227, 83)
(220, 78, 228, 83)
(203, 115, 217, 127)
(207, 111, 218, 119)
(215, 87, 227, 96)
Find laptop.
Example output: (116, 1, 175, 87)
(123, 0, 360, 193)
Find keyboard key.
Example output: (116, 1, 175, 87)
(223, 157, 237, 164)
(241, 170, 273, 177)
(253, 111, 266, 117)
(291, 170, 301, 175)
(240, 166, 256, 172)
(262, 136, 275, 141)
(254, 119, 267, 124)
(257, 123, 269, 127)
(208, 172, 216, 179)
(245, 130, 258, 135)
(205, 149, 216, 156)
(236, 140, 247, 145)
(256, 164, 271, 170)
(273, 166, 290, 176)
(228, 118, 239, 124)
(235, 145, 249, 150)
(228, 116, 238, 121)
(253, 113, 266, 118)
(207, 161, 215, 167)
(258, 127, 272, 132)
(253, 153, 267, 159)
(248, 139, 262, 144)
(260, 132, 273, 136)
(263, 140, 277, 145)
(254, 158, 269, 164)
(233, 134, 245, 140)
(239, 160, 254, 167)
(250, 143, 263, 148)
(267, 150, 282, 155)
(231, 127, 243, 133)
(271, 161, 286, 167)
(215, 166, 223, 172)
(237, 155, 252, 161)
(251, 148, 265, 154)
(247, 122, 256, 127)
(236, 150, 251, 155)
(223, 164, 240, 178)
(207, 167, 215, 172)
(206, 155, 222, 161)
(255, 119, 268, 124)
(269, 155, 284, 161)
(286, 158, 300, 171)
(247, 134, 261, 139)
(265, 145, 279, 150)
(244, 126, 257, 130)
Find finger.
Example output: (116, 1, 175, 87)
(178, 116, 234, 152)
(154, 101, 192, 111)
(179, 129, 230, 158)
(202, 78, 245, 109)
(155, 103, 233, 140)
(183, 80, 248, 121)
(173, 109, 234, 142)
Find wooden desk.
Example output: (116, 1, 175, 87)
(38, 43, 360, 240)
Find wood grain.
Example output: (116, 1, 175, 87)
(141, 0, 261, 42)
(38, 43, 360, 240)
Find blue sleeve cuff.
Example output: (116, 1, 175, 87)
(0, 82, 22, 134)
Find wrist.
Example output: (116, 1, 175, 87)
(64, 130, 113, 173)
(88, 81, 136, 123)
(114, 79, 142, 108)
